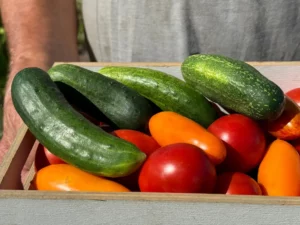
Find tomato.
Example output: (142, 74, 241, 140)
(290, 138, 300, 154)
(111, 129, 160, 191)
(79, 111, 114, 132)
(78, 111, 100, 125)
(98, 122, 115, 133)
(215, 172, 262, 195)
(44, 146, 66, 165)
(149, 111, 227, 165)
(247, 166, 259, 181)
(208, 114, 266, 173)
(33, 164, 130, 192)
(286, 88, 300, 106)
(74, 106, 114, 132)
(138, 143, 216, 193)
(112, 168, 142, 192)
(35, 144, 66, 172)
(258, 139, 300, 196)
(113, 129, 160, 156)
(70, 103, 100, 125)
(34, 144, 50, 171)
(267, 97, 300, 140)
(111, 129, 161, 191)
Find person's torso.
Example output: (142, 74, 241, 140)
(82, 0, 300, 62)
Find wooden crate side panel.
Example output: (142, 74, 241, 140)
(0, 124, 35, 190)
(1, 197, 300, 225)
(1, 190, 300, 205)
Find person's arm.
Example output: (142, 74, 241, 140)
(0, 0, 79, 165)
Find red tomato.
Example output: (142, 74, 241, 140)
(34, 144, 66, 171)
(267, 97, 300, 140)
(77, 108, 114, 132)
(208, 114, 266, 173)
(99, 123, 115, 133)
(44, 146, 66, 165)
(79, 111, 100, 125)
(138, 143, 216, 193)
(286, 88, 300, 106)
(112, 129, 160, 191)
(112, 168, 142, 192)
(34, 144, 50, 171)
(290, 138, 300, 155)
(215, 172, 262, 195)
(113, 129, 160, 156)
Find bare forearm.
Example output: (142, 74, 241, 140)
(0, 0, 79, 167)
(1, 0, 79, 76)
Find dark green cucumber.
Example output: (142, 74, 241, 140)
(55, 81, 112, 125)
(181, 54, 285, 120)
(11, 67, 146, 177)
(48, 64, 154, 130)
(99, 66, 218, 128)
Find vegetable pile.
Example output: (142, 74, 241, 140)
(11, 54, 300, 196)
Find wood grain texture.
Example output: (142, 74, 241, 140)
(0, 124, 35, 190)
(1, 190, 300, 205)
(0, 198, 300, 225)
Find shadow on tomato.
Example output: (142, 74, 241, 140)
(214, 172, 262, 195)
(267, 96, 300, 140)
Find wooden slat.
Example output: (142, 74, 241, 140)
(0, 124, 35, 190)
(54, 61, 300, 67)
(248, 61, 300, 66)
(22, 141, 40, 190)
(1, 190, 300, 205)
(54, 62, 183, 67)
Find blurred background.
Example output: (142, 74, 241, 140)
(0, 0, 87, 139)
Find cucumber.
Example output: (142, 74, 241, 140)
(55, 81, 112, 125)
(48, 64, 154, 130)
(181, 54, 285, 121)
(99, 66, 218, 128)
(11, 67, 146, 178)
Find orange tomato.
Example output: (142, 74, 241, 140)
(113, 129, 160, 156)
(33, 164, 130, 192)
(148, 111, 227, 165)
(258, 139, 300, 196)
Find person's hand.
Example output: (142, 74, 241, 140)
(0, 59, 52, 179)
(0, 0, 79, 183)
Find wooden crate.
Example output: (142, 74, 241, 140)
(1, 62, 300, 225)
